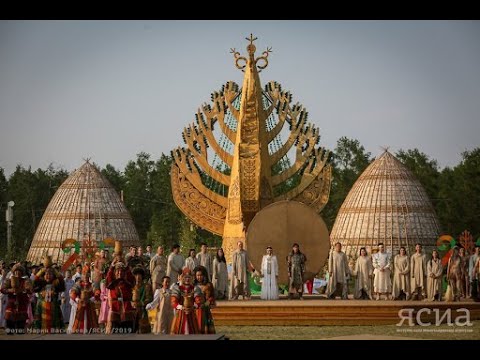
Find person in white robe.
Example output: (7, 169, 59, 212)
(212, 248, 228, 300)
(392, 247, 410, 300)
(146, 276, 173, 335)
(427, 250, 443, 301)
(60, 270, 75, 324)
(185, 249, 199, 272)
(353, 247, 373, 300)
(372, 243, 392, 300)
(260, 246, 279, 300)
(229, 241, 255, 300)
(326, 242, 350, 299)
(67, 277, 81, 333)
(196, 242, 213, 282)
(149, 246, 167, 291)
(410, 243, 428, 300)
(167, 244, 185, 284)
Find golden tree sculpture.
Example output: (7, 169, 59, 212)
(171, 35, 332, 262)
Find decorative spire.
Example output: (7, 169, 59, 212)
(230, 34, 272, 73)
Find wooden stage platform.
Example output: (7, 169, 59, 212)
(211, 295, 480, 326)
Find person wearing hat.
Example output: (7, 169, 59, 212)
(193, 265, 216, 334)
(33, 259, 66, 333)
(70, 264, 99, 334)
(260, 246, 279, 300)
(0, 263, 32, 334)
(132, 266, 153, 334)
(170, 267, 202, 334)
(105, 259, 135, 334)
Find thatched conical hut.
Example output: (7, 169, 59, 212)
(330, 150, 440, 258)
(26, 160, 140, 265)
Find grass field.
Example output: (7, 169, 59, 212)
(216, 321, 480, 340)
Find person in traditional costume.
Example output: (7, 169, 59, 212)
(427, 250, 443, 301)
(72, 264, 82, 282)
(70, 264, 99, 334)
(170, 267, 202, 334)
(196, 242, 213, 282)
(458, 247, 469, 298)
(229, 241, 255, 300)
(132, 266, 153, 334)
(353, 247, 373, 300)
(392, 247, 410, 300)
(93, 249, 109, 291)
(149, 246, 167, 292)
(167, 244, 185, 284)
(193, 266, 216, 334)
(260, 246, 279, 300)
(326, 242, 350, 300)
(145, 245, 153, 260)
(98, 268, 110, 328)
(146, 276, 173, 335)
(468, 246, 479, 299)
(447, 247, 462, 301)
(473, 255, 480, 302)
(1, 263, 32, 334)
(185, 249, 199, 272)
(212, 248, 228, 300)
(410, 243, 428, 300)
(33, 257, 65, 332)
(286, 243, 307, 300)
(372, 243, 392, 300)
(67, 277, 81, 333)
(106, 260, 135, 334)
(135, 247, 150, 275)
(60, 269, 75, 325)
(125, 246, 137, 266)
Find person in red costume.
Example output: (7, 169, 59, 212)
(1, 263, 32, 334)
(170, 267, 202, 334)
(105, 259, 135, 334)
(70, 264, 99, 334)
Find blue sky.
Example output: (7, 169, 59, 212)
(1, 20, 479, 175)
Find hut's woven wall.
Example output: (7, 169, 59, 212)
(330, 151, 440, 258)
(27, 161, 140, 264)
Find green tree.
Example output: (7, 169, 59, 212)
(147, 154, 182, 250)
(396, 148, 440, 202)
(123, 152, 155, 245)
(101, 163, 125, 193)
(0, 167, 8, 258)
(178, 217, 198, 255)
(322, 137, 372, 230)
(6, 164, 67, 260)
(437, 148, 480, 237)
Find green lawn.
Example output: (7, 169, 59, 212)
(216, 321, 480, 340)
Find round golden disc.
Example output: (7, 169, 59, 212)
(246, 200, 330, 286)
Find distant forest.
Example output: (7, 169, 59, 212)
(1, 137, 479, 261)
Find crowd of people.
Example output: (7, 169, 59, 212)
(325, 242, 480, 302)
(0, 243, 219, 336)
(1, 240, 478, 335)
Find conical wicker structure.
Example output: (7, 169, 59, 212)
(330, 150, 441, 258)
(27, 160, 140, 265)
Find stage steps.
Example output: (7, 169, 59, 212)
(211, 298, 480, 326)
